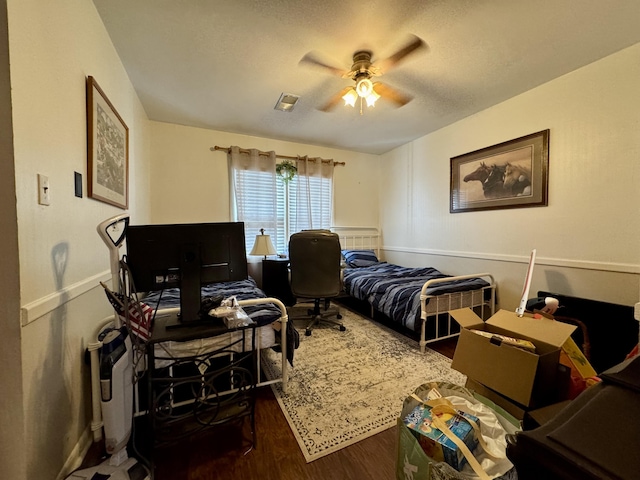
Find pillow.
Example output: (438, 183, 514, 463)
(342, 249, 379, 267)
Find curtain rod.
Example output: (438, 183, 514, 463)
(210, 145, 345, 166)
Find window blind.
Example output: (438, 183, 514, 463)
(233, 168, 333, 254)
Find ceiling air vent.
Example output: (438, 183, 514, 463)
(274, 93, 299, 112)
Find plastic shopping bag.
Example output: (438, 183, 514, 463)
(397, 415, 433, 480)
(396, 382, 520, 480)
(209, 295, 254, 328)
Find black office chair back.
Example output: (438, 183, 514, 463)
(289, 230, 341, 299)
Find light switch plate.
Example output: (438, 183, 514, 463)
(38, 174, 50, 205)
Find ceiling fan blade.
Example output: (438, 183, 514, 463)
(373, 82, 413, 107)
(299, 52, 349, 77)
(374, 35, 427, 74)
(318, 87, 354, 112)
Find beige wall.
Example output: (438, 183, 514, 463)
(6, 0, 152, 478)
(5, 1, 638, 478)
(380, 43, 640, 309)
(149, 121, 380, 227)
(0, 0, 25, 477)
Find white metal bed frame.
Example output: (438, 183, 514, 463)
(332, 226, 496, 353)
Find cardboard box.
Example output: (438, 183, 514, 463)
(464, 378, 527, 421)
(403, 403, 479, 471)
(450, 308, 576, 407)
(465, 364, 572, 423)
(524, 400, 572, 430)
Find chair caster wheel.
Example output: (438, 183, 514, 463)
(339, 325, 346, 332)
(337, 314, 343, 319)
(305, 329, 312, 336)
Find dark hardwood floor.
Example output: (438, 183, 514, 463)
(81, 332, 458, 480)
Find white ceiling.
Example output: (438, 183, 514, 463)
(93, 0, 640, 155)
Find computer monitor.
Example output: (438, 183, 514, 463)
(125, 222, 248, 325)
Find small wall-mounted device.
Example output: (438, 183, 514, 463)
(74, 172, 83, 198)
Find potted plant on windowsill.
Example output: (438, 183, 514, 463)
(276, 160, 297, 183)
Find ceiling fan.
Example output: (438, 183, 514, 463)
(300, 35, 427, 113)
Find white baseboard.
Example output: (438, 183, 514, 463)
(57, 426, 93, 480)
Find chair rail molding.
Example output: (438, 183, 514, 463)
(382, 246, 640, 275)
(21, 270, 112, 326)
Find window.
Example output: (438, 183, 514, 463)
(230, 155, 333, 255)
(277, 175, 333, 252)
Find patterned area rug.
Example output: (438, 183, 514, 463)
(261, 307, 467, 462)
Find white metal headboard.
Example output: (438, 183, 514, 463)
(331, 226, 380, 257)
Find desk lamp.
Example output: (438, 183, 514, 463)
(250, 228, 277, 259)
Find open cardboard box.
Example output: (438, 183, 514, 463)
(464, 365, 572, 424)
(464, 378, 528, 421)
(450, 308, 576, 408)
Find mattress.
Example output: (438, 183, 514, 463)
(151, 317, 276, 368)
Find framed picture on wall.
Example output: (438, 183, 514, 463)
(450, 129, 549, 213)
(86, 76, 129, 209)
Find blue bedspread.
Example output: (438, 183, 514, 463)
(143, 277, 281, 327)
(343, 263, 489, 331)
(143, 277, 299, 365)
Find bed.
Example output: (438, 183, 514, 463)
(333, 227, 496, 353)
(95, 214, 292, 417)
(135, 278, 293, 445)
(95, 215, 296, 452)
(142, 277, 296, 388)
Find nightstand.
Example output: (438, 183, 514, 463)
(262, 258, 295, 306)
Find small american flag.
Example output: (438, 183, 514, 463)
(102, 283, 154, 341)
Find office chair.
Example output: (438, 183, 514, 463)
(288, 230, 345, 336)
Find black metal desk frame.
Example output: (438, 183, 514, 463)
(145, 314, 258, 456)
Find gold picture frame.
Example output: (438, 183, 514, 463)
(450, 130, 549, 213)
(86, 76, 129, 209)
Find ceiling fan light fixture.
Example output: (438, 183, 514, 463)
(365, 89, 380, 107)
(355, 77, 373, 98)
(342, 88, 357, 107)
(302, 35, 425, 113)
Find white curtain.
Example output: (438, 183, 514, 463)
(291, 156, 334, 232)
(228, 146, 278, 252)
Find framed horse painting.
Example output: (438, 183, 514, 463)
(450, 129, 549, 213)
